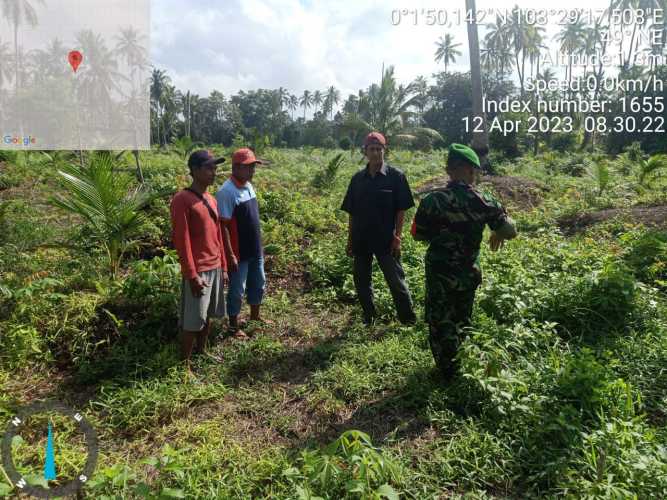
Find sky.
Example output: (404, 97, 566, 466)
(0, 0, 646, 106)
(150, 0, 620, 104)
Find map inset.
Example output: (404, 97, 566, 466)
(0, 0, 150, 150)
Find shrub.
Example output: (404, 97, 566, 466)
(284, 430, 403, 499)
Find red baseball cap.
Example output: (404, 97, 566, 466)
(232, 148, 265, 166)
(364, 131, 386, 148)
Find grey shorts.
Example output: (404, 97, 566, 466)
(179, 268, 226, 331)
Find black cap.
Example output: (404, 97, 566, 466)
(188, 150, 226, 169)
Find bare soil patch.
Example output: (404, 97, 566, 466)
(558, 205, 667, 235)
(416, 175, 548, 210)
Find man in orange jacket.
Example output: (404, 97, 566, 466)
(170, 150, 229, 370)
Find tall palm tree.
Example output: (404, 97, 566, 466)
(116, 26, 148, 170)
(465, 0, 489, 167)
(325, 85, 340, 120)
(287, 94, 299, 120)
(434, 34, 462, 72)
(312, 90, 323, 113)
(525, 25, 546, 80)
(299, 90, 312, 120)
(180, 90, 193, 137)
(115, 26, 147, 90)
(508, 6, 534, 96)
(160, 83, 180, 145)
(412, 75, 428, 125)
(0, 0, 45, 99)
(0, 37, 13, 88)
(150, 68, 170, 146)
(0, 37, 10, 125)
(75, 30, 124, 129)
(555, 20, 586, 92)
(484, 15, 513, 80)
(276, 86, 290, 111)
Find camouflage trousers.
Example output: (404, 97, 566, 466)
(425, 273, 477, 379)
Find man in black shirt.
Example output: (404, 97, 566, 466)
(341, 132, 416, 325)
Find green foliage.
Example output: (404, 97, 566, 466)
(638, 154, 667, 187)
(50, 153, 167, 278)
(338, 137, 352, 150)
(285, 430, 403, 499)
(587, 160, 611, 196)
(621, 230, 667, 287)
(312, 153, 345, 190)
(91, 368, 227, 434)
(550, 132, 577, 152)
(625, 141, 643, 163)
(170, 136, 201, 160)
(122, 251, 180, 312)
(2, 146, 667, 498)
(86, 445, 190, 499)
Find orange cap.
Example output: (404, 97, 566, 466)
(364, 131, 386, 147)
(232, 148, 265, 166)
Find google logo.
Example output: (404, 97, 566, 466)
(3, 135, 37, 146)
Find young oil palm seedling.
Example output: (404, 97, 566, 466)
(638, 154, 667, 188)
(51, 152, 165, 279)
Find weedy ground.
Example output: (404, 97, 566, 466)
(1, 147, 667, 498)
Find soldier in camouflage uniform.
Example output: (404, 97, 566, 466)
(411, 144, 517, 380)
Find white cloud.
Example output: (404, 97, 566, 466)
(150, 0, 624, 109)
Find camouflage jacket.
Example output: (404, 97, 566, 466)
(412, 180, 511, 290)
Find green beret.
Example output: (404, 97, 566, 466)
(448, 143, 480, 169)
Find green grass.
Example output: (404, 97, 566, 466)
(1, 147, 667, 497)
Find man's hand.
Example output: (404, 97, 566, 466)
(228, 254, 239, 273)
(189, 276, 208, 297)
(391, 235, 401, 258)
(489, 231, 505, 252)
(222, 271, 229, 286)
(346, 240, 353, 257)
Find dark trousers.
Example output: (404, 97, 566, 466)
(353, 252, 416, 324)
(427, 287, 477, 379)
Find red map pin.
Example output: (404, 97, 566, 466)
(68, 50, 83, 72)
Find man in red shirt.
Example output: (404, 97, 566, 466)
(170, 150, 231, 370)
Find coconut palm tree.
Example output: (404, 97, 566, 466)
(621, 0, 659, 69)
(115, 27, 148, 174)
(0, 38, 10, 125)
(0, 0, 45, 99)
(150, 68, 170, 146)
(555, 20, 586, 92)
(0, 37, 13, 88)
(484, 15, 513, 80)
(525, 25, 546, 80)
(325, 85, 340, 120)
(312, 90, 323, 113)
(287, 94, 299, 120)
(508, 6, 534, 95)
(465, 0, 489, 166)
(412, 75, 428, 125)
(356, 65, 443, 149)
(115, 26, 148, 90)
(276, 86, 290, 111)
(75, 30, 124, 129)
(299, 90, 312, 120)
(434, 34, 462, 72)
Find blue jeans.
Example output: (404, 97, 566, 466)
(226, 256, 266, 317)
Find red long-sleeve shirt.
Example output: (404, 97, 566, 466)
(170, 190, 227, 279)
